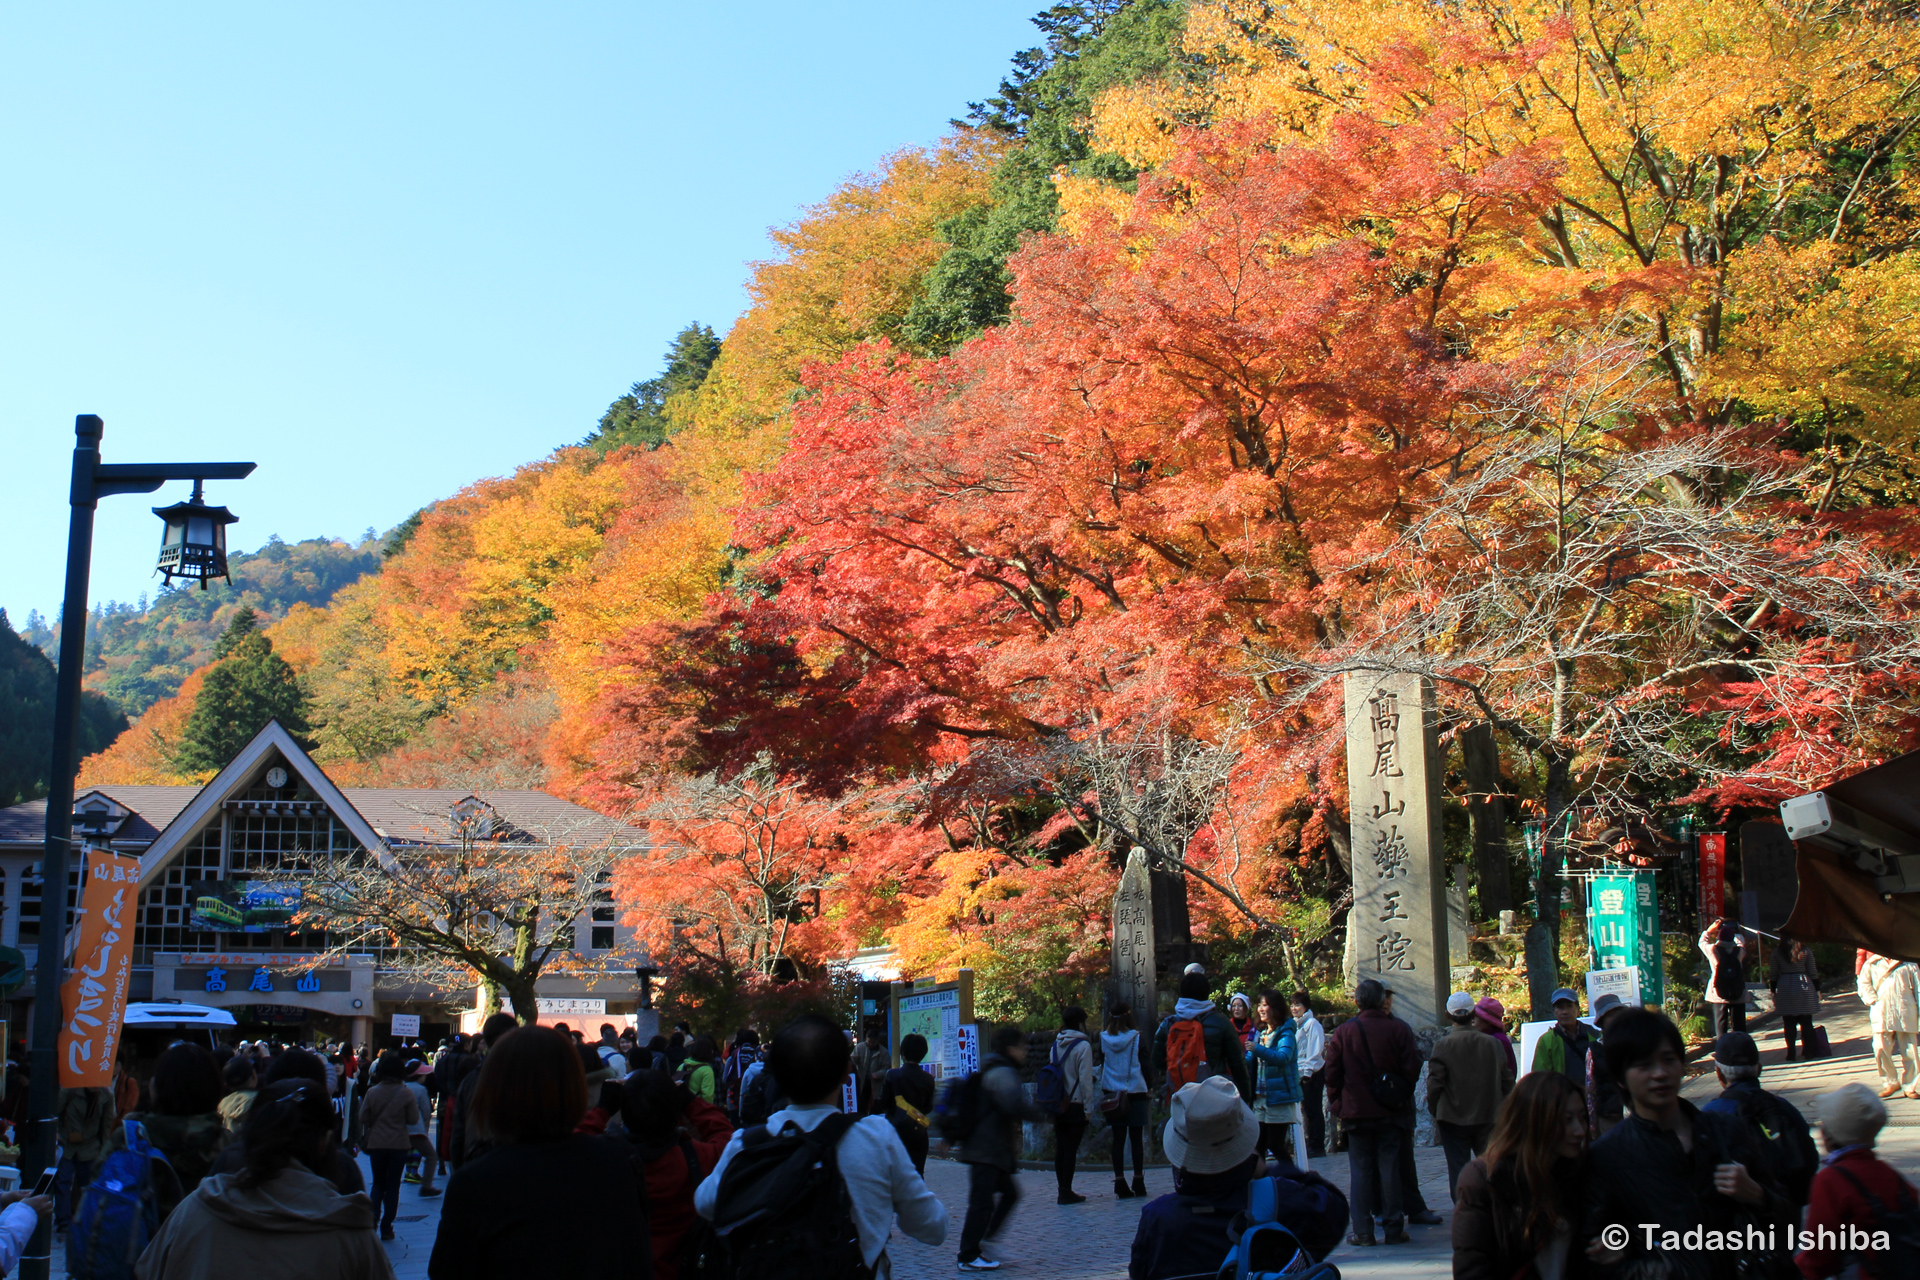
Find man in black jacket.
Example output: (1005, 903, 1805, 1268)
(449, 1012, 520, 1168)
(1151, 971, 1254, 1102)
(1325, 978, 1421, 1246)
(1699, 1031, 1820, 1212)
(1584, 1009, 1794, 1280)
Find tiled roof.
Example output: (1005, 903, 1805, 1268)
(0, 785, 645, 851)
(342, 789, 648, 848)
(0, 785, 201, 846)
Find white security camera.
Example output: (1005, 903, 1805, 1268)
(1780, 792, 1920, 893)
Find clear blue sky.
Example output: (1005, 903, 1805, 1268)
(3, 1, 1042, 622)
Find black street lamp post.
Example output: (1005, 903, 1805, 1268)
(23, 415, 252, 1280)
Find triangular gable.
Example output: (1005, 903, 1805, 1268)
(134, 719, 387, 891)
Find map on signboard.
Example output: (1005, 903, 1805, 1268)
(899, 988, 961, 1080)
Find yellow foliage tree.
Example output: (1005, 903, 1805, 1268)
(1073, 0, 1920, 442)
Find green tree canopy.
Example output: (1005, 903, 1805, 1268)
(587, 322, 723, 452)
(0, 610, 128, 805)
(898, 0, 1188, 354)
(173, 609, 312, 774)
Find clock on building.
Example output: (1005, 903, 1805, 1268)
(265, 767, 288, 789)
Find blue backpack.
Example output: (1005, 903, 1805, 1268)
(1034, 1037, 1071, 1116)
(70, 1118, 180, 1280)
(1217, 1168, 1348, 1280)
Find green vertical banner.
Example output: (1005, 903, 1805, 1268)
(1632, 870, 1663, 1008)
(1586, 871, 1663, 1008)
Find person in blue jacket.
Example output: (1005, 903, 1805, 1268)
(1247, 988, 1301, 1164)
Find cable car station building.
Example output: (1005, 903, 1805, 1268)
(0, 720, 652, 1049)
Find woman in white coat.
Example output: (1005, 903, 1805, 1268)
(1857, 952, 1920, 1099)
(1698, 918, 1753, 1036)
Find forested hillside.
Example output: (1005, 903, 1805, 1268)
(76, 0, 1920, 1028)
(21, 534, 384, 720)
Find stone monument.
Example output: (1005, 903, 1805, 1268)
(1111, 846, 1157, 1021)
(1345, 672, 1450, 1030)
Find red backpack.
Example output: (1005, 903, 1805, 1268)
(1164, 1018, 1209, 1095)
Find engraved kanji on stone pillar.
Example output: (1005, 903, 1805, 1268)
(1111, 847, 1157, 1024)
(1345, 673, 1449, 1029)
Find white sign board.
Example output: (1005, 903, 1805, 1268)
(536, 998, 607, 1016)
(390, 1014, 421, 1038)
(1586, 966, 1642, 1010)
(955, 1024, 979, 1076)
(842, 1074, 858, 1114)
(899, 988, 963, 1080)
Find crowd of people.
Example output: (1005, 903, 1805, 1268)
(5, 941, 1914, 1280)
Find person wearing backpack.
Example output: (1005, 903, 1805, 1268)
(954, 1025, 1047, 1271)
(1322, 978, 1418, 1246)
(1045, 1007, 1098, 1205)
(1128, 1076, 1347, 1279)
(880, 1033, 936, 1176)
(678, 1037, 722, 1105)
(721, 1028, 762, 1118)
(97, 1042, 232, 1218)
(1101, 1003, 1151, 1199)
(1701, 918, 1754, 1036)
(1796, 1081, 1919, 1280)
(694, 1014, 946, 1279)
(622, 1067, 734, 1280)
(133, 1079, 395, 1280)
(55, 1085, 117, 1236)
(1151, 971, 1254, 1103)
(1701, 1031, 1820, 1212)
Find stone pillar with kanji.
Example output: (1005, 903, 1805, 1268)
(1345, 672, 1450, 1030)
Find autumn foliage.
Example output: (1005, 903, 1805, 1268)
(79, 1, 1920, 1023)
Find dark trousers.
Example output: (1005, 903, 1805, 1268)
(1715, 1001, 1748, 1036)
(1299, 1071, 1326, 1155)
(1257, 1122, 1294, 1165)
(1344, 1118, 1403, 1236)
(1782, 1015, 1815, 1057)
(368, 1148, 408, 1229)
(54, 1156, 94, 1231)
(1369, 1123, 1428, 1215)
(1054, 1105, 1087, 1194)
(893, 1118, 930, 1176)
(1437, 1119, 1493, 1202)
(958, 1163, 1019, 1262)
(1110, 1123, 1144, 1179)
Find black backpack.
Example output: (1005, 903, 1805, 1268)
(1735, 1089, 1819, 1208)
(933, 1071, 983, 1144)
(1714, 936, 1749, 1002)
(740, 1067, 786, 1127)
(710, 1113, 870, 1280)
(1832, 1164, 1920, 1280)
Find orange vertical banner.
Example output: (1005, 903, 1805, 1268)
(57, 850, 141, 1087)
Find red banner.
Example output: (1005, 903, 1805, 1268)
(1698, 832, 1728, 924)
(58, 851, 140, 1087)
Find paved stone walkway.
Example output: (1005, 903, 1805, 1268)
(50, 982, 1920, 1279)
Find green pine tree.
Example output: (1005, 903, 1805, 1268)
(586, 322, 722, 452)
(173, 609, 312, 774)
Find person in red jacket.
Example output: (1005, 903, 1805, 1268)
(620, 1068, 734, 1280)
(1797, 1080, 1915, 1279)
(1324, 978, 1421, 1247)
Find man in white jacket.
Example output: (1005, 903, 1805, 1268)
(1858, 952, 1920, 1099)
(1292, 991, 1328, 1159)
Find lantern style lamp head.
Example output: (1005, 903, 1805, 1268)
(153, 479, 238, 591)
